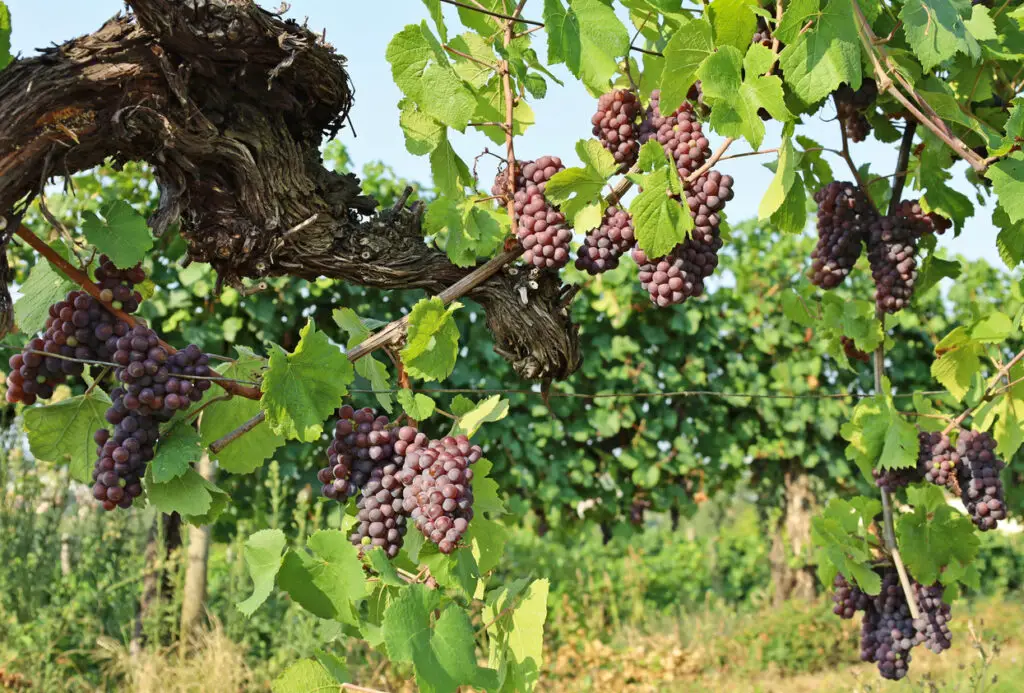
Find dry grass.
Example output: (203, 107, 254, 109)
(95, 618, 254, 693)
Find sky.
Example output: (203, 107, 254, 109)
(4, 0, 1005, 266)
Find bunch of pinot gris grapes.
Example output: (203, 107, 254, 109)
(832, 573, 870, 618)
(512, 156, 573, 269)
(913, 583, 953, 654)
(917, 430, 957, 488)
(863, 569, 918, 680)
(398, 432, 482, 554)
(575, 205, 635, 275)
(349, 457, 408, 558)
(638, 90, 711, 179)
(866, 215, 919, 314)
(956, 430, 1007, 531)
(318, 405, 394, 502)
(834, 79, 878, 142)
(893, 199, 952, 238)
(592, 89, 641, 168)
(809, 182, 873, 289)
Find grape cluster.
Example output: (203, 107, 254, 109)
(840, 336, 870, 363)
(832, 573, 870, 619)
(592, 89, 642, 168)
(917, 431, 957, 488)
(956, 430, 1007, 531)
(575, 206, 636, 275)
(873, 464, 921, 493)
(638, 90, 711, 180)
(863, 569, 918, 680)
(94, 255, 145, 313)
(397, 432, 482, 554)
(866, 215, 919, 314)
(512, 156, 573, 269)
(491, 160, 527, 199)
(809, 182, 872, 289)
(894, 199, 952, 238)
(913, 582, 953, 654)
(318, 406, 394, 502)
(349, 459, 408, 558)
(92, 334, 212, 510)
(834, 79, 878, 142)
(752, 16, 774, 47)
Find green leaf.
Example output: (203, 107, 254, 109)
(81, 201, 154, 269)
(471, 458, 506, 517)
(900, 0, 976, 70)
(878, 408, 919, 471)
(421, 0, 447, 43)
(841, 396, 892, 480)
(971, 311, 1013, 343)
(709, 0, 758, 53)
(14, 257, 77, 336)
(0, 2, 10, 70)
(385, 23, 475, 131)
(384, 586, 499, 693)
(780, 289, 815, 327)
(333, 308, 393, 413)
(486, 579, 549, 692)
(897, 490, 979, 587)
(425, 196, 505, 268)
(779, 0, 862, 105)
(151, 419, 202, 483)
(774, 0, 817, 44)
(366, 548, 406, 587)
(313, 649, 350, 685)
(400, 106, 445, 155)
(430, 133, 474, 198)
(261, 319, 352, 442)
(450, 395, 509, 438)
(990, 153, 1024, 224)
(450, 394, 476, 417)
(759, 130, 799, 220)
(398, 389, 437, 420)
(994, 207, 1024, 268)
(659, 18, 714, 114)
(931, 327, 983, 401)
(915, 255, 961, 296)
(699, 46, 791, 149)
(469, 515, 508, 575)
(401, 298, 462, 382)
(271, 659, 337, 693)
(278, 530, 369, 623)
(23, 390, 111, 483)
(201, 347, 286, 473)
(629, 168, 693, 257)
(543, 0, 582, 76)
(144, 465, 225, 518)
(811, 497, 882, 594)
(237, 529, 287, 617)
(544, 140, 617, 229)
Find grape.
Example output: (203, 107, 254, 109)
(834, 79, 878, 143)
(955, 429, 1007, 531)
(491, 160, 527, 199)
(809, 182, 873, 289)
(831, 573, 870, 619)
(318, 405, 394, 502)
(917, 430, 958, 488)
(592, 89, 641, 168)
(349, 460, 408, 558)
(874, 463, 922, 493)
(866, 215, 919, 314)
(862, 568, 917, 680)
(574, 206, 636, 275)
(399, 433, 482, 553)
(638, 90, 711, 180)
(840, 336, 870, 363)
(912, 582, 953, 654)
(893, 199, 951, 238)
(512, 156, 572, 269)
(751, 16, 778, 49)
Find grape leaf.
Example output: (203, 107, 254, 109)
(421, 0, 447, 43)
(0, 2, 10, 71)
(544, 0, 582, 76)
(469, 514, 508, 575)
(897, 486, 979, 587)
(699, 46, 792, 149)
(151, 419, 202, 483)
(988, 153, 1024, 224)
(271, 659, 337, 693)
(313, 649, 350, 685)
(399, 105, 444, 155)
(709, 0, 758, 53)
(485, 578, 549, 693)
(23, 389, 111, 483)
(430, 133, 473, 198)
(544, 140, 617, 230)
(237, 528, 287, 617)
(780, 289, 815, 327)
(385, 22, 475, 131)
(471, 458, 506, 517)
(916, 255, 961, 296)
(659, 18, 714, 115)
(930, 327, 983, 401)
(629, 168, 693, 258)
(420, 542, 479, 601)
(811, 497, 882, 595)
(779, 0, 862, 105)
(773, 0, 817, 44)
(840, 396, 892, 480)
(994, 206, 1024, 268)
(261, 319, 352, 442)
(278, 530, 369, 623)
(759, 131, 799, 221)
(900, 0, 977, 70)
(401, 298, 462, 382)
(450, 394, 476, 417)
(144, 465, 225, 518)
(333, 308, 394, 413)
(14, 256, 77, 337)
(398, 389, 436, 420)
(449, 32, 495, 89)
(425, 196, 505, 268)
(971, 311, 1013, 343)
(383, 586, 499, 693)
(81, 201, 154, 269)
(366, 548, 406, 587)
(200, 347, 285, 473)
(449, 395, 509, 438)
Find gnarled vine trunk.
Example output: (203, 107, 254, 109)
(768, 463, 818, 605)
(0, 0, 579, 381)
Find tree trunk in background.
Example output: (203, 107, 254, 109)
(769, 463, 818, 605)
(179, 453, 214, 654)
(59, 533, 72, 576)
(131, 512, 183, 654)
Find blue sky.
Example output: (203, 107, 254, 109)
(5, 0, 1004, 265)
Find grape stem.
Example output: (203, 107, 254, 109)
(874, 119, 921, 621)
